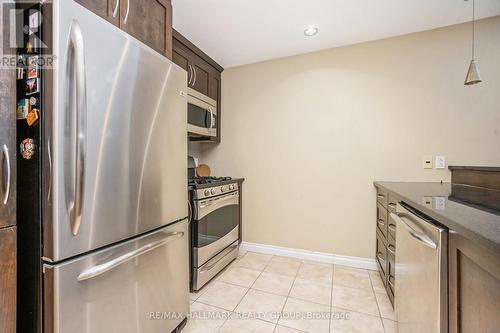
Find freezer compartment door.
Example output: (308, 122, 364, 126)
(43, 220, 189, 333)
(46, 0, 188, 261)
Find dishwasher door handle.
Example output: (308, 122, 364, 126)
(390, 212, 437, 249)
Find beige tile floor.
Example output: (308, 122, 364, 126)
(185, 251, 396, 333)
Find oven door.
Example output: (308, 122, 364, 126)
(187, 89, 217, 137)
(193, 191, 239, 267)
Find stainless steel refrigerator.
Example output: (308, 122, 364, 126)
(17, 1, 189, 332)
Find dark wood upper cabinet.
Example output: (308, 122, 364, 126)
(172, 29, 224, 142)
(75, 0, 173, 59)
(191, 63, 209, 96)
(120, 0, 172, 59)
(75, 0, 120, 25)
(0, 226, 16, 333)
(208, 66, 221, 102)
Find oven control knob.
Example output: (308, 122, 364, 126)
(230, 184, 235, 190)
(204, 189, 210, 196)
(221, 186, 226, 192)
(210, 188, 216, 195)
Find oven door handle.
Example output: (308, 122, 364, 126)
(198, 192, 239, 220)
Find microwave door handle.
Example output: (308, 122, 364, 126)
(66, 21, 87, 236)
(209, 107, 215, 128)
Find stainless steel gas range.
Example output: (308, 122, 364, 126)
(189, 177, 240, 291)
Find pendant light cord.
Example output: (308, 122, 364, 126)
(472, 0, 475, 60)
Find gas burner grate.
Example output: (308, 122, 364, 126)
(188, 176, 232, 186)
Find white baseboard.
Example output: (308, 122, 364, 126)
(239, 241, 377, 271)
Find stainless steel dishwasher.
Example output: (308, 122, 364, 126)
(389, 203, 448, 333)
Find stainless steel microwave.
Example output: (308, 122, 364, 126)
(187, 88, 217, 137)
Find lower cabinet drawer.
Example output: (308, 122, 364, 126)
(376, 229, 388, 277)
(376, 203, 388, 238)
(376, 187, 388, 208)
(387, 247, 395, 290)
(387, 210, 397, 239)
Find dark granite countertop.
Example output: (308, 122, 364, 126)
(374, 181, 500, 255)
(448, 166, 500, 172)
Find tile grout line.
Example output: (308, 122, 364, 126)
(275, 255, 303, 332)
(215, 252, 248, 332)
(369, 268, 388, 333)
(216, 252, 273, 333)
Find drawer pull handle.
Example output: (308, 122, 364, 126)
(200, 244, 238, 272)
(388, 224, 396, 232)
(377, 194, 385, 199)
(388, 244, 396, 255)
(377, 219, 386, 226)
(388, 277, 395, 289)
(376, 252, 386, 264)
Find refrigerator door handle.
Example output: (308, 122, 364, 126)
(2, 145, 10, 205)
(77, 231, 185, 281)
(47, 138, 52, 200)
(67, 21, 87, 236)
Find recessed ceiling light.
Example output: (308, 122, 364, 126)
(304, 26, 319, 37)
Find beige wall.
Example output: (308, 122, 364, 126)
(192, 17, 500, 259)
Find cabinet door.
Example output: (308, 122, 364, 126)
(0, 227, 16, 333)
(208, 67, 221, 103)
(191, 61, 210, 96)
(208, 68, 221, 142)
(172, 40, 189, 71)
(75, 0, 120, 25)
(120, 0, 172, 58)
(449, 233, 500, 333)
(172, 38, 195, 86)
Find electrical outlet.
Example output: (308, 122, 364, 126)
(434, 197, 446, 210)
(435, 156, 446, 169)
(423, 155, 433, 169)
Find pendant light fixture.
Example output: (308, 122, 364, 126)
(464, 0, 482, 85)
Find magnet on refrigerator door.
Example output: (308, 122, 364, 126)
(20, 138, 36, 160)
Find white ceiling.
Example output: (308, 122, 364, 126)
(172, 0, 500, 68)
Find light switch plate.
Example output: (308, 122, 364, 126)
(435, 156, 446, 169)
(422, 196, 433, 207)
(423, 155, 433, 169)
